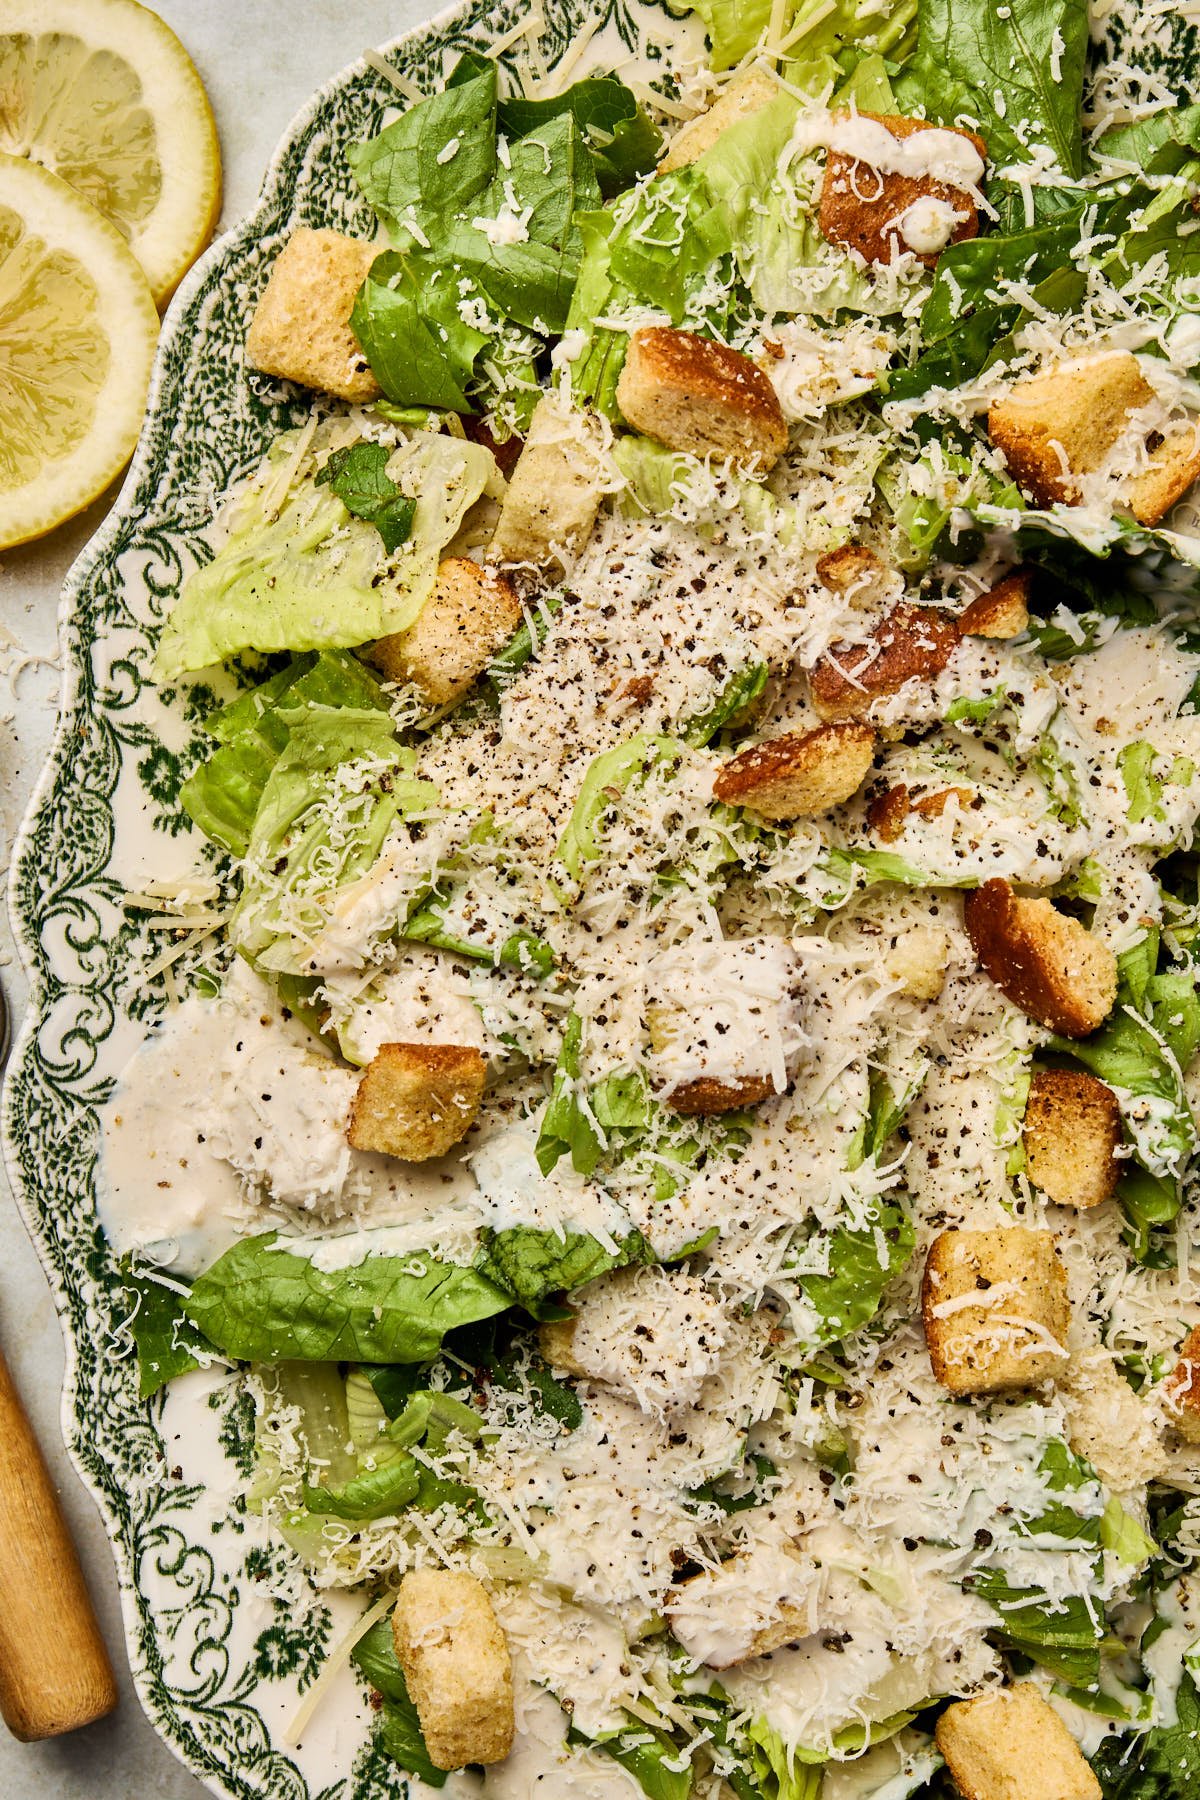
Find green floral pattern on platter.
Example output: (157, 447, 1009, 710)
(1, 2, 693, 1794)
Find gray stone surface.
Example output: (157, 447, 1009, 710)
(0, 3, 427, 1790)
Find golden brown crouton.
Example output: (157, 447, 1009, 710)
(712, 721, 876, 820)
(883, 925, 951, 1001)
(1023, 1069, 1122, 1209)
(370, 557, 523, 705)
(245, 228, 381, 401)
(347, 1043, 486, 1162)
(1060, 1348, 1169, 1488)
(616, 327, 788, 470)
(935, 1685, 1101, 1800)
(963, 879, 1117, 1039)
(922, 1228, 1071, 1394)
(489, 395, 607, 567)
(868, 784, 974, 841)
(1127, 425, 1200, 526)
(657, 69, 780, 173)
(988, 352, 1154, 510)
(815, 544, 898, 608)
(819, 113, 986, 268)
(392, 1570, 514, 1769)
(1163, 1327, 1200, 1444)
(959, 570, 1032, 639)
(665, 1074, 777, 1116)
(808, 603, 961, 719)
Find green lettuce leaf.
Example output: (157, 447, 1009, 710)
(229, 708, 434, 974)
(181, 651, 388, 855)
(182, 1236, 513, 1362)
(558, 734, 681, 881)
(495, 75, 662, 197)
(125, 1271, 215, 1398)
(680, 663, 769, 747)
(474, 1225, 656, 1316)
(349, 67, 601, 408)
(304, 1453, 421, 1520)
(315, 443, 415, 552)
(1090, 1669, 1200, 1797)
(569, 1719, 693, 1799)
(156, 431, 493, 678)
(896, 0, 1089, 185)
(969, 1571, 1103, 1686)
(797, 1203, 916, 1344)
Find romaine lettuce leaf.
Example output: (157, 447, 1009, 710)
(124, 1269, 215, 1398)
(182, 1235, 513, 1362)
(156, 431, 494, 678)
(569, 1720, 693, 1800)
(473, 1224, 656, 1315)
(229, 707, 434, 973)
(895, 0, 1089, 186)
(796, 1202, 916, 1345)
(1090, 1669, 1200, 1797)
(181, 651, 388, 856)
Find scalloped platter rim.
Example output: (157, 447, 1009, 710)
(0, 2, 691, 1794)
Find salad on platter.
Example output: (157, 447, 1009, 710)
(100, 0, 1200, 1793)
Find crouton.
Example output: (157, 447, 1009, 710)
(244, 228, 381, 402)
(959, 570, 1032, 639)
(667, 1543, 816, 1668)
(819, 113, 986, 269)
(922, 1228, 1070, 1394)
(713, 721, 876, 820)
(370, 557, 522, 705)
(935, 1685, 1101, 1800)
(1163, 1327, 1200, 1444)
(815, 544, 900, 610)
(616, 327, 788, 470)
(963, 879, 1117, 1039)
(808, 603, 961, 719)
(884, 926, 951, 1001)
(665, 1074, 777, 1116)
(867, 783, 910, 842)
(1127, 424, 1200, 526)
(1023, 1069, 1122, 1209)
(346, 1043, 486, 1161)
(489, 395, 606, 567)
(1060, 1348, 1169, 1488)
(657, 69, 780, 173)
(987, 351, 1154, 510)
(392, 1569, 514, 1769)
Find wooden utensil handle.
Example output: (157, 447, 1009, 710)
(0, 1347, 118, 1739)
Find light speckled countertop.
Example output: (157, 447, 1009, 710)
(0, 5, 430, 1791)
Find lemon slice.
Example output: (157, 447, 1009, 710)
(0, 0, 221, 305)
(0, 151, 158, 549)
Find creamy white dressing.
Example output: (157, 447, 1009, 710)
(101, 998, 251, 1276)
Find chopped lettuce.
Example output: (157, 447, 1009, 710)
(156, 429, 495, 679)
(570, 1719, 693, 1800)
(181, 651, 388, 856)
(895, 0, 1089, 194)
(1090, 1669, 1200, 1797)
(557, 733, 682, 882)
(182, 1236, 513, 1362)
(348, 61, 603, 411)
(229, 707, 435, 974)
(473, 1224, 656, 1316)
(795, 1203, 916, 1346)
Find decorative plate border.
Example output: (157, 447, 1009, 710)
(1, 1, 691, 1793)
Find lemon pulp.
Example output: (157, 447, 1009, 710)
(0, 151, 158, 549)
(0, 1, 221, 304)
